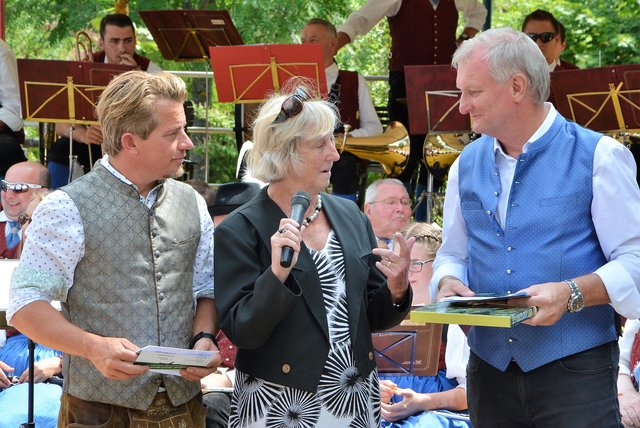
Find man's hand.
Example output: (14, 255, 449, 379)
(83, 125, 103, 146)
(85, 336, 148, 380)
(336, 32, 351, 50)
(510, 281, 570, 326)
(118, 53, 139, 67)
(180, 336, 222, 382)
(435, 275, 475, 301)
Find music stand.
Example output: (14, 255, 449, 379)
(372, 320, 442, 376)
(551, 65, 640, 134)
(139, 10, 243, 62)
(140, 9, 244, 182)
(210, 43, 327, 103)
(18, 58, 134, 182)
(404, 65, 471, 222)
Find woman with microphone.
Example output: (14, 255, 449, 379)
(214, 82, 413, 427)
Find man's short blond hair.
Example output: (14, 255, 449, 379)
(97, 70, 187, 156)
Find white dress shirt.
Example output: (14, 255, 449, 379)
(445, 324, 470, 389)
(326, 63, 383, 138)
(7, 156, 214, 322)
(430, 104, 640, 319)
(338, 0, 487, 43)
(619, 319, 640, 377)
(0, 39, 23, 132)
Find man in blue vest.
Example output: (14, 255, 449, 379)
(431, 27, 640, 427)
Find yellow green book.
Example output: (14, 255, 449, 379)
(410, 302, 538, 328)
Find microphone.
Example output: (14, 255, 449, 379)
(280, 191, 310, 268)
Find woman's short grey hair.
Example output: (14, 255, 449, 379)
(97, 70, 187, 156)
(452, 27, 550, 104)
(248, 85, 339, 183)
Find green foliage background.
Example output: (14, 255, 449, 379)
(5, 0, 640, 181)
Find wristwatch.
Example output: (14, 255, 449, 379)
(565, 279, 584, 313)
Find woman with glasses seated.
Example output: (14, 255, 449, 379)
(214, 81, 414, 427)
(1, 189, 62, 428)
(379, 222, 471, 428)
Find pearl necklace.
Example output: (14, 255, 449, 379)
(302, 194, 322, 226)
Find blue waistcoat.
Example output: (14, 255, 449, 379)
(458, 113, 616, 372)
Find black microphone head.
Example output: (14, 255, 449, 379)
(291, 191, 311, 210)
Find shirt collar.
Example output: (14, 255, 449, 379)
(100, 155, 164, 206)
(493, 103, 557, 157)
(325, 62, 339, 82)
(548, 58, 560, 72)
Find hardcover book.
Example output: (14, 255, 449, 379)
(410, 302, 537, 328)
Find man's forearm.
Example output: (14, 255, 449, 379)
(10, 300, 99, 360)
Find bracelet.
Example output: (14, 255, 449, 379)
(189, 331, 218, 349)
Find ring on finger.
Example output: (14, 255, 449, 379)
(278, 228, 286, 235)
(386, 260, 392, 268)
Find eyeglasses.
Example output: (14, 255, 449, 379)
(18, 213, 31, 226)
(0, 180, 44, 193)
(370, 198, 412, 208)
(409, 258, 435, 273)
(271, 87, 312, 125)
(526, 32, 556, 43)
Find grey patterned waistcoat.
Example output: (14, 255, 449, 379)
(62, 163, 201, 410)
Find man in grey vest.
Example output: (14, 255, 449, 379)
(8, 70, 220, 427)
(431, 28, 640, 427)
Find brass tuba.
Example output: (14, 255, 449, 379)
(423, 133, 473, 181)
(75, 31, 94, 62)
(338, 121, 410, 177)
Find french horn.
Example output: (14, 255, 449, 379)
(338, 121, 410, 177)
(423, 133, 473, 181)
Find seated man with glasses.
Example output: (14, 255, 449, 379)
(0, 161, 50, 259)
(364, 178, 412, 250)
(522, 9, 578, 72)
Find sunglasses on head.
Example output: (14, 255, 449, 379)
(526, 32, 556, 43)
(0, 180, 44, 193)
(271, 87, 312, 125)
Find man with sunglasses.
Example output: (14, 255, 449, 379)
(522, 9, 578, 72)
(0, 161, 49, 259)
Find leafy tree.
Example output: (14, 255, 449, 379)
(5, 0, 640, 182)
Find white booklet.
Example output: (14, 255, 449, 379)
(134, 345, 218, 376)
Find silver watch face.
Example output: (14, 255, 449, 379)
(569, 294, 585, 312)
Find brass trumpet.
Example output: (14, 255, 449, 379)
(423, 133, 473, 181)
(75, 30, 94, 62)
(338, 121, 410, 177)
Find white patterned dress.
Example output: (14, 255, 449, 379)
(229, 229, 381, 428)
